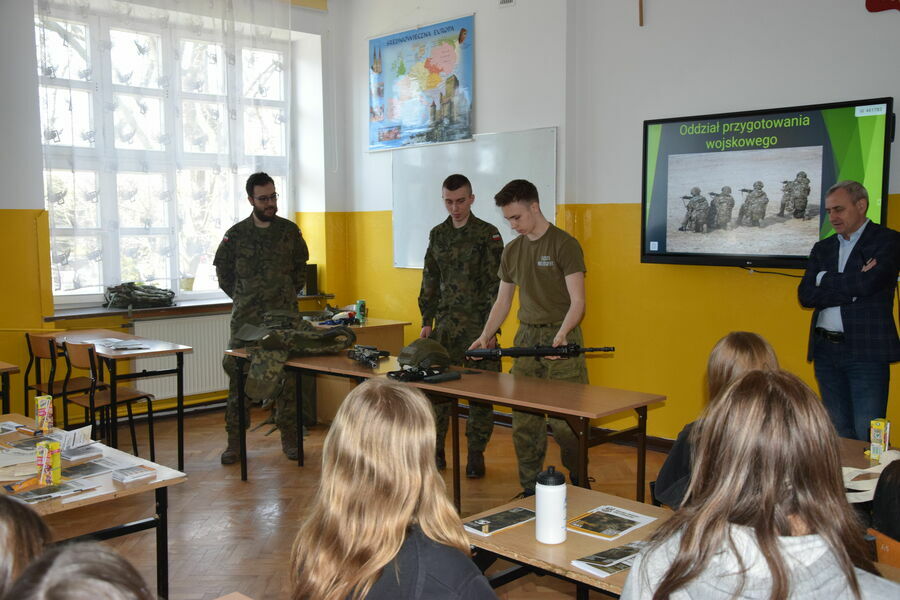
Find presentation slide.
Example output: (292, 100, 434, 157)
(642, 99, 891, 267)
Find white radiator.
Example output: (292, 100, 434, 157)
(132, 314, 231, 400)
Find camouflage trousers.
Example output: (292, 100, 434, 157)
(222, 338, 314, 443)
(510, 322, 588, 491)
(429, 319, 500, 454)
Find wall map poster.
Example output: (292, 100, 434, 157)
(368, 15, 473, 151)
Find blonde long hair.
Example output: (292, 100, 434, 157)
(290, 378, 469, 600)
(706, 331, 778, 402)
(648, 370, 876, 600)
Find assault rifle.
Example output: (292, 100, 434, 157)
(347, 344, 389, 369)
(465, 344, 615, 360)
(740, 188, 754, 193)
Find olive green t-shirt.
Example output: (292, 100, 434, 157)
(498, 224, 586, 324)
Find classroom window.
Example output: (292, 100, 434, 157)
(35, 6, 296, 305)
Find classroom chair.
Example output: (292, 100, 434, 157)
(62, 341, 156, 461)
(23, 332, 94, 417)
(869, 528, 900, 569)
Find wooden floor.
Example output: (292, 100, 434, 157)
(48, 408, 667, 600)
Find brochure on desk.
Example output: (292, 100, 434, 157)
(567, 505, 656, 540)
(571, 541, 649, 578)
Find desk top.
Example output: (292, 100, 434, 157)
(0, 361, 19, 375)
(467, 485, 671, 594)
(225, 350, 665, 419)
(0, 414, 186, 516)
(33, 328, 192, 360)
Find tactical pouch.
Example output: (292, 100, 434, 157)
(104, 282, 175, 309)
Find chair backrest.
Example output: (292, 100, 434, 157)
(62, 341, 98, 381)
(26, 333, 57, 360)
(869, 528, 900, 569)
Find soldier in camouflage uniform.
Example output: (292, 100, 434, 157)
(678, 187, 709, 233)
(791, 171, 811, 219)
(419, 173, 503, 478)
(707, 186, 735, 230)
(214, 172, 309, 464)
(737, 181, 769, 227)
(470, 179, 588, 496)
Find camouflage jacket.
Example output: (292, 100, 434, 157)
(418, 214, 503, 328)
(213, 214, 309, 329)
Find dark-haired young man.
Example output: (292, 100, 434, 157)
(469, 179, 588, 495)
(419, 174, 503, 477)
(214, 172, 309, 463)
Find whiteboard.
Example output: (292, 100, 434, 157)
(391, 127, 557, 268)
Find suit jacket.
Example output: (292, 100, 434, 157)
(798, 221, 900, 362)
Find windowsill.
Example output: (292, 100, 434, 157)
(45, 294, 335, 322)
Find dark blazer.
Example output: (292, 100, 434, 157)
(798, 221, 900, 362)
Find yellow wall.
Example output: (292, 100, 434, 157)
(309, 196, 900, 440)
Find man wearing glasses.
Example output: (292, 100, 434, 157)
(214, 172, 310, 464)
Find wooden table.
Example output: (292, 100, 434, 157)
(0, 414, 186, 598)
(0, 361, 18, 414)
(467, 485, 671, 598)
(33, 329, 192, 471)
(226, 350, 665, 510)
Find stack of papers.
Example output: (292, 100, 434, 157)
(86, 338, 149, 350)
(15, 479, 100, 503)
(464, 507, 536, 536)
(567, 506, 657, 540)
(571, 541, 648, 578)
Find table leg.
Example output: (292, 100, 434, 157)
(237, 357, 248, 481)
(155, 487, 169, 599)
(176, 353, 184, 472)
(575, 582, 589, 600)
(295, 369, 303, 467)
(636, 406, 647, 503)
(1, 372, 9, 414)
(578, 417, 589, 488)
(450, 399, 461, 513)
(108, 358, 119, 449)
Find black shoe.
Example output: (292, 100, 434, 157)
(435, 448, 446, 471)
(466, 450, 485, 479)
(510, 488, 535, 501)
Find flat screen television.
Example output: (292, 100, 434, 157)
(641, 97, 894, 268)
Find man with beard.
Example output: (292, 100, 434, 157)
(214, 172, 309, 463)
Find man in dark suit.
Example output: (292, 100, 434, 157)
(799, 180, 900, 440)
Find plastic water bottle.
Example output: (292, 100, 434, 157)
(535, 465, 566, 544)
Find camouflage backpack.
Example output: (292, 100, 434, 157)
(104, 282, 175, 309)
(236, 310, 356, 401)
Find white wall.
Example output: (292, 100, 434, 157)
(335, 0, 569, 212)
(573, 0, 900, 205)
(0, 0, 44, 210)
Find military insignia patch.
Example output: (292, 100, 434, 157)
(491, 233, 501, 241)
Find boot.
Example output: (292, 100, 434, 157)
(220, 434, 240, 465)
(466, 450, 485, 479)
(282, 434, 299, 461)
(435, 447, 446, 471)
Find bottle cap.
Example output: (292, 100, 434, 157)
(536, 465, 565, 486)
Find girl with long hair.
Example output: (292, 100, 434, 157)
(655, 331, 779, 508)
(623, 370, 898, 599)
(290, 378, 495, 600)
(0, 495, 51, 597)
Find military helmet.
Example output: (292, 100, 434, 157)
(690, 187, 701, 195)
(398, 338, 451, 371)
(797, 171, 807, 178)
(753, 180, 763, 189)
(722, 186, 731, 193)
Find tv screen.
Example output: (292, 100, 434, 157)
(641, 97, 894, 268)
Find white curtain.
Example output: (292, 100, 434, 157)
(34, 0, 294, 302)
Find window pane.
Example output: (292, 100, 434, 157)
(242, 48, 283, 100)
(176, 169, 234, 291)
(35, 16, 91, 81)
(113, 94, 164, 150)
(243, 106, 285, 156)
(50, 235, 103, 294)
(117, 172, 169, 228)
(39, 86, 94, 147)
(180, 40, 225, 95)
(110, 29, 162, 89)
(182, 100, 228, 153)
(120, 235, 171, 286)
(45, 170, 100, 229)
